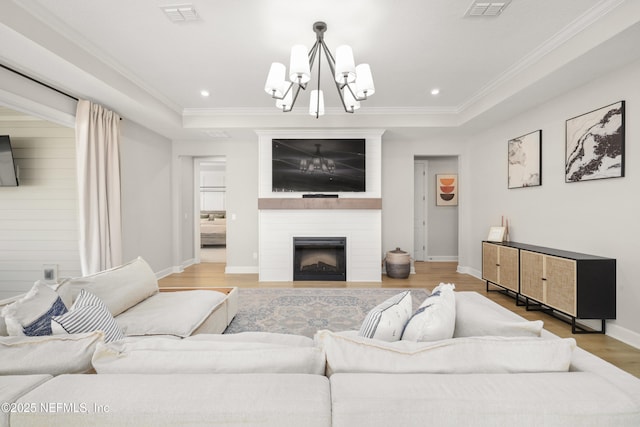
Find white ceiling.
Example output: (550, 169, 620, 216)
(1, 0, 639, 138)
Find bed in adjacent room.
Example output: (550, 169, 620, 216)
(200, 211, 226, 246)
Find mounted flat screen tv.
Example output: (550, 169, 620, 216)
(272, 138, 366, 193)
(0, 135, 19, 187)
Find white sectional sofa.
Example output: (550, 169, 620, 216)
(0, 257, 238, 340)
(2, 271, 640, 426)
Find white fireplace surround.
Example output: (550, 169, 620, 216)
(257, 129, 384, 282)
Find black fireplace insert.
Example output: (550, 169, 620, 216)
(293, 237, 346, 281)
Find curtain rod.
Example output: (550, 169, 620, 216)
(0, 63, 79, 101)
(1, 63, 123, 120)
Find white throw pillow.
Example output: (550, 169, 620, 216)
(1, 281, 68, 336)
(52, 289, 124, 343)
(316, 329, 575, 376)
(358, 290, 413, 342)
(92, 337, 326, 374)
(402, 283, 456, 342)
(454, 292, 543, 337)
(56, 257, 158, 317)
(0, 331, 104, 375)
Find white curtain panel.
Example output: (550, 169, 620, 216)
(75, 100, 122, 275)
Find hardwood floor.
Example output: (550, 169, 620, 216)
(159, 261, 640, 378)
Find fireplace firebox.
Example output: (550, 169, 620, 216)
(293, 237, 346, 281)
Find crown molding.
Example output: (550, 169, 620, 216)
(10, 0, 183, 115)
(458, 0, 626, 114)
(182, 105, 459, 117)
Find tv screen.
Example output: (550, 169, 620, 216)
(272, 139, 366, 193)
(0, 135, 19, 187)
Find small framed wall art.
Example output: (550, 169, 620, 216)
(565, 101, 625, 183)
(436, 174, 458, 206)
(486, 226, 506, 242)
(508, 130, 541, 189)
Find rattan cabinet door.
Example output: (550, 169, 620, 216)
(520, 250, 544, 301)
(545, 255, 577, 316)
(482, 242, 498, 284)
(499, 246, 519, 292)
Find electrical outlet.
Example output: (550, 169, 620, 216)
(43, 264, 58, 282)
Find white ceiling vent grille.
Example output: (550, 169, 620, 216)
(160, 4, 200, 23)
(466, 1, 511, 17)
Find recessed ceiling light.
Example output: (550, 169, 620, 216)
(431, 88, 440, 96)
(200, 90, 210, 97)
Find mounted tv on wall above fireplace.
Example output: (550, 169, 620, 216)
(272, 138, 366, 192)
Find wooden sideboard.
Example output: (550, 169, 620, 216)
(482, 241, 616, 334)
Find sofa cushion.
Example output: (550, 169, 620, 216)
(115, 290, 227, 337)
(402, 283, 456, 342)
(56, 257, 158, 317)
(92, 337, 326, 374)
(316, 330, 575, 376)
(52, 290, 124, 343)
(0, 331, 103, 375)
(12, 374, 331, 427)
(1, 281, 68, 336)
(454, 291, 543, 337)
(330, 372, 640, 427)
(358, 290, 412, 341)
(0, 374, 52, 427)
(187, 331, 315, 347)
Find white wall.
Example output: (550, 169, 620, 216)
(381, 130, 467, 265)
(463, 57, 640, 344)
(0, 112, 80, 298)
(173, 138, 258, 273)
(424, 156, 459, 260)
(119, 120, 173, 276)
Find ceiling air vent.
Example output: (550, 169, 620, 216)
(465, 1, 511, 17)
(160, 4, 200, 23)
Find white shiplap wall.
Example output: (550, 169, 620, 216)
(257, 129, 384, 281)
(0, 108, 80, 298)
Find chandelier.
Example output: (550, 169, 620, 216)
(264, 21, 375, 118)
(300, 144, 335, 173)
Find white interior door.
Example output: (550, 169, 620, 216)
(413, 161, 427, 261)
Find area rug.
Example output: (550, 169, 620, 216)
(224, 288, 430, 337)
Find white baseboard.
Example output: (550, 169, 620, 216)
(457, 265, 482, 279)
(181, 258, 196, 270)
(225, 266, 259, 274)
(606, 323, 640, 350)
(155, 258, 196, 280)
(155, 266, 176, 280)
(425, 256, 459, 262)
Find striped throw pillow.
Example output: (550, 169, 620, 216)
(358, 291, 413, 342)
(52, 289, 124, 343)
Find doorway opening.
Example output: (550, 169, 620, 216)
(413, 156, 459, 263)
(196, 157, 227, 264)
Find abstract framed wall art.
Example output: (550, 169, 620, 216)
(436, 174, 458, 206)
(508, 129, 542, 189)
(565, 101, 625, 183)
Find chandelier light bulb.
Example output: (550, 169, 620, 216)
(343, 85, 361, 112)
(265, 63, 286, 97)
(334, 45, 356, 84)
(276, 86, 294, 111)
(289, 45, 311, 84)
(309, 90, 325, 116)
(355, 64, 375, 98)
